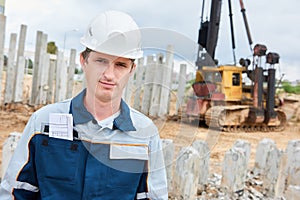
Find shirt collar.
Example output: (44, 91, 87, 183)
(70, 89, 136, 132)
(97, 111, 120, 130)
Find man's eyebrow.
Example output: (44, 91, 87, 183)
(95, 56, 109, 61)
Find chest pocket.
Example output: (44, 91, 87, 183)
(35, 136, 84, 184)
(107, 144, 149, 188)
(110, 144, 149, 161)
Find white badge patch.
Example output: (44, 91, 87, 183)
(49, 113, 73, 141)
(110, 144, 149, 160)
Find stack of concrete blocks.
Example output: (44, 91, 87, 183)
(221, 140, 251, 197)
(1, 132, 22, 179)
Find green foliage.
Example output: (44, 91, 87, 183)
(185, 79, 195, 91)
(47, 41, 58, 54)
(282, 81, 300, 94)
(75, 68, 83, 74)
(27, 59, 33, 69)
(4, 55, 7, 66)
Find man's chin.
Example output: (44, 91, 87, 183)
(95, 91, 117, 102)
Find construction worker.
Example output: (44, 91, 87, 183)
(0, 10, 168, 199)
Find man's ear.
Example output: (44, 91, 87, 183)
(130, 63, 136, 74)
(80, 53, 87, 71)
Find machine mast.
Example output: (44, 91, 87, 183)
(196, 0, 253, 68)
(196, 0, 222, 70)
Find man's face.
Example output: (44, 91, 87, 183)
(81, 51, 135, 102)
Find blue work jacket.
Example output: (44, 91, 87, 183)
(0, 89, 168, 200)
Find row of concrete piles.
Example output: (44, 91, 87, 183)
(162, 138, 300, 200)
(0, 17, 78, 106)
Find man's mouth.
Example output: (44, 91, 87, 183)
(98, 81, 116, 89)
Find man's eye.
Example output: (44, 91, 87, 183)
(116, 63, 128, 68)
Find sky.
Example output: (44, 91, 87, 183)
(3, 0, 300, 81)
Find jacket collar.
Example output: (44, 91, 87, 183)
(71, 89, 136, 132)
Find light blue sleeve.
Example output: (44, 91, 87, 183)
(0, 100, 71, 199)
(147, 126, 169, 200)
(0, 112, 38, 199)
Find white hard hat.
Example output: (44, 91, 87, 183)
(80, 10, 143, 59)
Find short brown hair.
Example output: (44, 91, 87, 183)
(81, 48, 93, 61)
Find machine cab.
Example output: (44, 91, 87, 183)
(194, 65, 245, 101)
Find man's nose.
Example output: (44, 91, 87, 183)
(103, 63, 115, 79)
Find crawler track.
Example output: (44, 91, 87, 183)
(204, 106, 286, 132)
